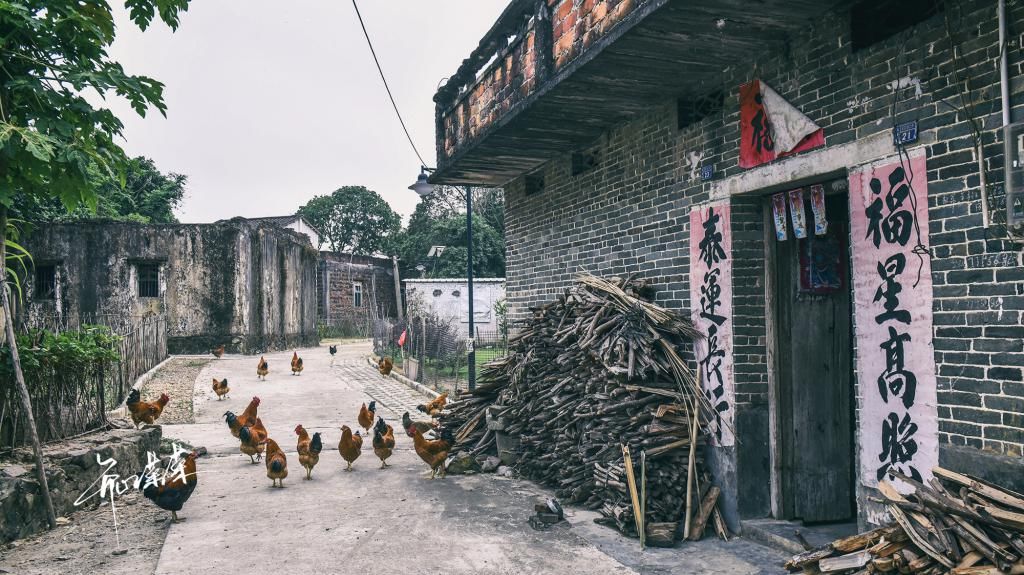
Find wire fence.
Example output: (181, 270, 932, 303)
(371, 315, 509, 395)
(0, 314, 167, 450)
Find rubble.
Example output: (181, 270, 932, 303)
(786, 467, 1024, 574)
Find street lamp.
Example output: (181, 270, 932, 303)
(409, 166, 477, 391)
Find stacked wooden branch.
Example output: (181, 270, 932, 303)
(440, 274, 726, 539)
(785, 467, 1024, 574)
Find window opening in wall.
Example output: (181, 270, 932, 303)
(678, 90, 724, 130)
(354, 282, 363, 307)
(35, 264, 56, 300)
(137, 263, 160, 298)
(571, 149, 600, 176)
(524, 173, 545, 196)
(850, 0, 942, 52)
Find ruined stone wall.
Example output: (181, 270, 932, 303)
(20, 220, 319, 354)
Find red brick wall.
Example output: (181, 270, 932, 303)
(549, 0, 638, 69)
(442, 28, 538, 160)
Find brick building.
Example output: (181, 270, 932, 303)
(318, 252, 400, 323)
(431, 0, 1024, 533)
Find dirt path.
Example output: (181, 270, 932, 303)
(0, 491, 168, 575)
(138, 357, 211, 425)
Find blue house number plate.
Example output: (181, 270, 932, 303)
(894, 121, 918, 145)
(700, 164, 714, 181)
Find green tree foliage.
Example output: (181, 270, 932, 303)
(396, 186, 505, 279)
(0, 0, 191, 215)
(298, 185, 401, 254)
(12, 156, 187, 223)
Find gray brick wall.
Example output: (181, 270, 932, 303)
(505, 0, 1024, 462)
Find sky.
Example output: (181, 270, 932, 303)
(105, 1, 509, 224)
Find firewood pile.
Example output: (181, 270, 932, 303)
(786, 468, 1024, 574)
(440, 274, 727, 541)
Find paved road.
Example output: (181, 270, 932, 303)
(155, 342, 786, 575)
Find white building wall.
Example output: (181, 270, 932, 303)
(404, 279, 505, 333)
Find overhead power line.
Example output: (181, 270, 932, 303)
(350, 0, 429, 168)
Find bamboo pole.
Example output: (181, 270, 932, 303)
(0, 207, 57, 528)
(683, 373, 700, 539)
(640, 449, 647, 550)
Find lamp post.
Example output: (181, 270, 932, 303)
(410, 167, 476, 391)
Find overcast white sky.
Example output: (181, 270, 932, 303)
(105, 1, 509, 224)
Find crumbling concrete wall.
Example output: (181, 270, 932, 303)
(20, 219, 319, 354)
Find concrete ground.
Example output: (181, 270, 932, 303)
(154, 341, 788, 575)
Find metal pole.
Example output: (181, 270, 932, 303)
(465, 185, 476, 391)
(999, 0, 1011, 127)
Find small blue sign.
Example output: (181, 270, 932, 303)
(700, 164, 715, 181)
(894, 121, 918, 146)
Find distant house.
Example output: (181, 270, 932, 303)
(241, 215, 322, 248)
(318, 252, 399, 323)
(404, 278, 505, 334)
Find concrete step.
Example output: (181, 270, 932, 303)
(741, 518, 858, 557)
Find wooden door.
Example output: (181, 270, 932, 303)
(775, 193, 854, 523)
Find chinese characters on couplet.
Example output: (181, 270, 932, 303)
(850, 153, 937, 490)
(690, 203, 735, 447)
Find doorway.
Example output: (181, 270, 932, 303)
(767, 188, 855, 523)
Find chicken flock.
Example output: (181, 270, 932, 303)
(129, 346, 455, 523)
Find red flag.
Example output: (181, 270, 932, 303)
(397, 329, 407, 347)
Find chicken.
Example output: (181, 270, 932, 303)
(238, 418, 268, 464)
(291, 352, 304, 376)
(416, 392, 448, 417)
(265, 438, 288, 488)
(211, 345, 225, 359)
(357, 401, 376, 435)
(138, 450, 199, 523)
(212, 378, 230, 400)
(378, 357, 393, 376)
(295, 425, 323, 480)
(402, 411, 435, 438)
(329, 345, 337, 365)
(257, 356, 269, 380)
(338, 425, 363, 471)
(372, 417, 396, 469)
(224, 396, 260, 438)
(411, 426, 455, 479)
(126, 389, 170, 428)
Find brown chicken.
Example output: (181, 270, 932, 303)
(224, 396, 260, 438)
(291, 352, 303, 376)
(295, 425, 323, 480)
(238, 418, 268, 464)
(338, 425, 363, 471)
(416, 392, 448, 417)
(265, 437, 288, 488)
(357, 401, 376, 435)
(372, 417, 396, 468)
(212, 378, 230, 400)
(411, 426, 455, 479)
(138, 450, 199, 523)
(402, 411, 435, 438)
(377, 357, 393, 376)
(126, 389, 170, 428)
(257, 356, 269, 380)
(210, 345, 225, 359)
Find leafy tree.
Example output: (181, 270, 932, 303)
(0, 0, 192, 530)
(396, 187, 505, 279)
(298, 185, 401, 254)
(12, 156, 187, 223)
